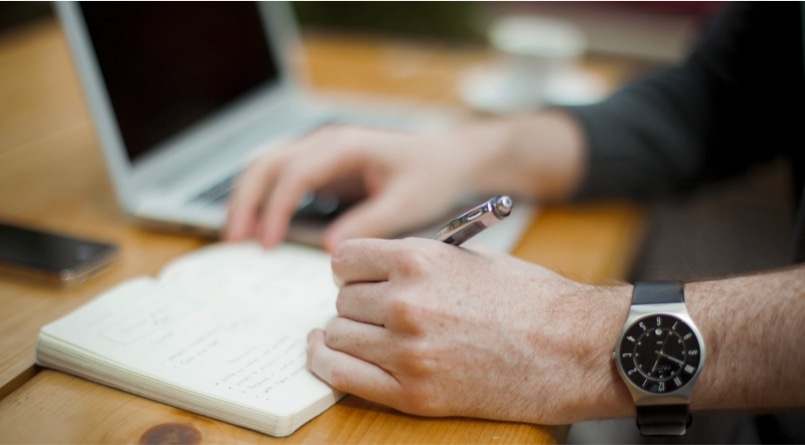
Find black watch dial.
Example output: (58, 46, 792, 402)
(617, 314, 702, 394)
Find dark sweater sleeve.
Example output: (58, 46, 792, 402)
(568, 2, 805, 201)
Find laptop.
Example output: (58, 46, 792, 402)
(56, 2, 534, 251)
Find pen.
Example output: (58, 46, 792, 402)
(431, 195, 513, 246)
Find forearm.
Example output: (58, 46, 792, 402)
(444, 110, 588, 202)
(686, 265, 805, 412)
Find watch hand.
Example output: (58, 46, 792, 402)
(651, 331, 672, 373)
(657, 351, 685, 366)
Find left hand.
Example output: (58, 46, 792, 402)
(306, 237, 632, 425)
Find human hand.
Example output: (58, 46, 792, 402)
(225, 126, 488, 251)
(306, 237, 632, 424)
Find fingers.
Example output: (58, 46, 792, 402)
(330, 238, 397, 286)
(336, 281, 391, 326)
(226, 126, 393, 247)
(306, 328, 401, 403)
(225, 148, 285, 241)
(225, 124, 460, 248)
(258, 140, 368, 246)
(324, 317, 393, 362)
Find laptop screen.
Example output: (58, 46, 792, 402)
(79, 2, 280, 163)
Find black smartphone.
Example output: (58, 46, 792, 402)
(0, 222, 120, 289)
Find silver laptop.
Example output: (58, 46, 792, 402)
(56, 2, 534, 251)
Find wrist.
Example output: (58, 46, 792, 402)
(551, 283, 634, 423)
(448, 111, 587, 201)
(586, 284, 635, 420)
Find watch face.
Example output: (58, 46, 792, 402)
(617, 314, 702, 394)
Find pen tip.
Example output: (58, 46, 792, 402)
(494, 195, 513, 216)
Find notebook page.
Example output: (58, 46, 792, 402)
(39, 267, 338, 420)
(158, 242, 336, 315)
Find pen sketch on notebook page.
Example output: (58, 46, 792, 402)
(37, 243, 342, 437)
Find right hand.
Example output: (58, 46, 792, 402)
(225, 125, 490, 251)
(306, 237, 634, 424)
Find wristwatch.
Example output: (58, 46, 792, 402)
(614, 281, 706, 436)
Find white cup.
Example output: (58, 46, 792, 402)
(488, 15, 586, 109)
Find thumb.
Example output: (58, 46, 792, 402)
(462, 241, 500, 255)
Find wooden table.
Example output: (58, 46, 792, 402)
(0, 19, 646, 444)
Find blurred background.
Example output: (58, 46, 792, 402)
(1, 2, 793, 442)
(1, 2, 718, 61)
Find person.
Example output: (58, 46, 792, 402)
(226, 2, 805, 442)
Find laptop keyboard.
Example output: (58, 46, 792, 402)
(192, 173, 238, 205)
(191, 110, 425, 207)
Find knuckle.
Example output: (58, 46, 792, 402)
(394, 338, 437, 376)
(396, 341, 425, 370)
(323, 319, 346, 348)
(392, 245, 430, 279)
(388, 296, 419, 327)
(398, 382, 444, 416)
(278, 159, 311, 184)
(248, 150, 284, 175)
(324, 126, 376, 159)
(330, 240, 359, 275)
(327, 364, 355, 392)
(330, 243, 348, 269)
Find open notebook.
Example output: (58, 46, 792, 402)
(37, 243, 341, 437)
